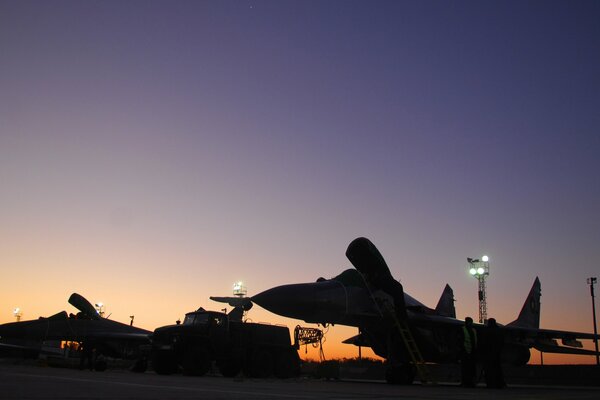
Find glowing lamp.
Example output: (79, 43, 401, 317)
(233, 281, 247, 297)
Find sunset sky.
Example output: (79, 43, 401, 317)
(1, 1, 599, 364)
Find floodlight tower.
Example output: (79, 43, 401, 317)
(587, 277, 599, 365)
(468, 255, 490, 323)
(13, 307, 22, 322)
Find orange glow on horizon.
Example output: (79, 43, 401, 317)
(1, 264, 597, 366)
(1, 293, 597, 365)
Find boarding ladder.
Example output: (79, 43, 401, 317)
(380, 300, 436, 385)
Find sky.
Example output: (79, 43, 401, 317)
(1, 0, 599, 364)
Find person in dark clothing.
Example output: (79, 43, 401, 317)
(79, 341, 94, 370)
(482, 318, 506, 388)
(459, 317, 478, 387)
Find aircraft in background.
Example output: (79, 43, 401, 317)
(0, 293, 151, 371)
(252, 237, 599, 384)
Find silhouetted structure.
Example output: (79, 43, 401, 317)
(0, 293, 151, 371)
(252, 237, 600, 385)
(482, 318, 506, 388)
(459, 317, 477, 387)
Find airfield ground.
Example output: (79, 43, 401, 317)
(1, 361, 600, 400)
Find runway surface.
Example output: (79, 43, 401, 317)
(2, 364, 599, 400)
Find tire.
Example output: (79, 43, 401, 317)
(181, 347, 211, 376)
(94, 357, 107, 372)
(385, 364, 415, 385)
(218, 358, 242, 377)
(245, 348, 274, 378)
(130, 357, 148, 373)
(152, 351, 178, 375)
(274, 349, 300, 379)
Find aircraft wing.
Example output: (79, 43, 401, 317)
(508, 325, 597, 341)
(533, 343, 598, 356)
(404, 310, 598, 357)
(342, 333, 371, 347)
(0, 341, 41, 351)
(504, 324, 598, 356)
(76, 331, 151, 341)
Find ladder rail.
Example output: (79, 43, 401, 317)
(381, 300, 436, 385)
(355, 271, 435, 385)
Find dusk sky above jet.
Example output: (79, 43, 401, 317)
(1, 1, 599, 363)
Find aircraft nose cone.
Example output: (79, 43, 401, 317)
(252, 284, 310, 317)
(252, 281, 346, 322)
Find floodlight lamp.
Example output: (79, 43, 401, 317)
(469, 268, 477, 275)
(477, 267, 485, 275)
(95, 302, 103, 308)
(13, 307, 20, 315)
(482, 255, 489, 262)
(233, 281, 247, 297)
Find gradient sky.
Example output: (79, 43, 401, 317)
(1, 1, 599, 363)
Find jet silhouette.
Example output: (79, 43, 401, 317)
(253, 237, 599, 384)
(0, 293, 150, 371)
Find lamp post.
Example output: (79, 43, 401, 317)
(233, 281, 247, 297)
(468, 256, 490, 323)
(95, 302, 105, 318)
(13, 307, 22, 322)
(587, 277, 599, 365)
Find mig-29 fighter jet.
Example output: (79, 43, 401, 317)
(0, 293, 151, 371)
(252, 237, 599, 384)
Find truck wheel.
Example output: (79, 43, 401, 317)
(152, 351, 177, 375)
(94, 356, 107, 372)
(246, 349, 273, 378)
(181, 347, 211, 376)
(274, 349, 300, 379)
(130, 357, 148, 373)
(218, 359, 242, 377)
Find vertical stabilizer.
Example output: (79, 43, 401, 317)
(507, 277, 541, 328)
(434, 284, 456, 318)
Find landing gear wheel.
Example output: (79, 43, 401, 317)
(385, 364, 415, 385)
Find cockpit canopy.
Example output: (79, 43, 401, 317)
(183, 311, 227, 327)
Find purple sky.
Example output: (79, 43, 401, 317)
(1, 1, 599, 360)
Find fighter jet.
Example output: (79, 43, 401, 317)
(0, 293, 151, 371)
(252, 237, 599, 384)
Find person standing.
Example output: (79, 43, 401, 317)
(79, 340, 94, 370)
(483, 318, 506, 388)
(460, 317, 478, 387)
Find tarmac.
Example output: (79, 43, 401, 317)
(2, 362, 600, 400)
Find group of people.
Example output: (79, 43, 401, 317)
(460, 317, 506, 388)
